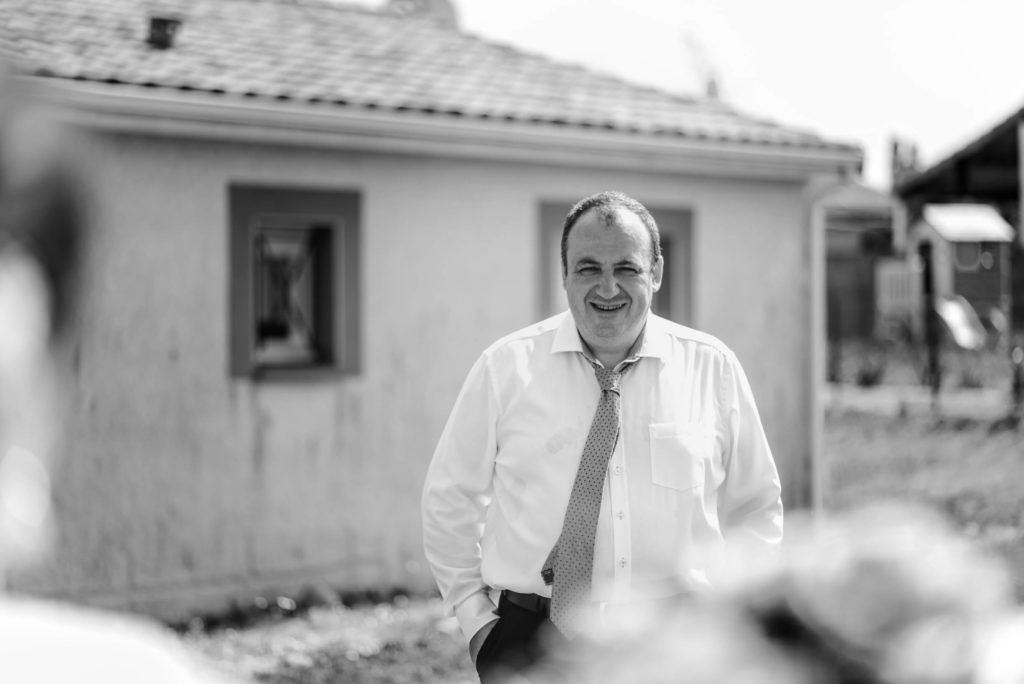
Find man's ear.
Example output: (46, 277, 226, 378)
(651, 255, 664, 292)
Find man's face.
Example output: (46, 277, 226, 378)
(563, 207, 663, 361)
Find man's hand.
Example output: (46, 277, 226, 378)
(469, 618, 499, 665)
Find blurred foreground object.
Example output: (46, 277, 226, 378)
(0, 64, 80, 575)
(0, 64, 233, 682)
(531, 503, 1024, 684)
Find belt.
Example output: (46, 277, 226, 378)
(500, 590, 550, 618)
(500, 590, 686, 622)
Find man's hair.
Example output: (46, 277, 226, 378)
(0, 71, 83, 343)
(560, 191, 661, 275)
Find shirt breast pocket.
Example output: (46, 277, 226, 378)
(649, 422, 711, 491)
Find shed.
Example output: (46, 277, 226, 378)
(908, 203, 1013, 342)
(0, 0, 861, 619)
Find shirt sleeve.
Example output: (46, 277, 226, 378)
(421, 352, 500, 642)
(717, 351, 784, 558)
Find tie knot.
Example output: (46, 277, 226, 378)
(594, 366, 621, 393)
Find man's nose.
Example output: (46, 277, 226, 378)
(596, 271, 619, 298)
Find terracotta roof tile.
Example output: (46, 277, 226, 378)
(0, 0, 858, 152)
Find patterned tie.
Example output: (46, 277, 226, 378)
(541, 362, 630, 638)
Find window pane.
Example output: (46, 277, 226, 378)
(954, 243, 980, 271)
(253, 228, 316, 364)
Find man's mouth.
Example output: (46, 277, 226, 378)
(589, 301, 627, 312)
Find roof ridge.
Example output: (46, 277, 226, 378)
(227, 0, 377, 10)
(224, 0, 454, 26)
(454, 29, 710, 109)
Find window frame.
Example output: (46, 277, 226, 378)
(229, 185, 360, 379)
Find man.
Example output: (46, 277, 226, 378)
(422, 191, 782, 681)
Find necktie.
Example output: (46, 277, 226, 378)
(542, 362, 629, 638)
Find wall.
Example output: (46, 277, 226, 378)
(11, 130, 816, 620)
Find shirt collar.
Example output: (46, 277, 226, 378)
(551, 310, 672, 361)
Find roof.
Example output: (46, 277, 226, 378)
(815, 179, 896, 215)
(895, 104, 1020, 201)
(0, 0, 859, 154)
(917, 204, 1014, 243)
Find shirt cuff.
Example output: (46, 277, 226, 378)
(454, 590, 499, 642)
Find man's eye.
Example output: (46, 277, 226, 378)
(577, 266, 599, 275)
(617, 267, 639, 276)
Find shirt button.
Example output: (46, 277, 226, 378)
(617, 511, 625, 520)
(613, 466, 622, 475)
(619, 558, 627, 568)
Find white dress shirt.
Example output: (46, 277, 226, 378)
(421, 311, 783, 641)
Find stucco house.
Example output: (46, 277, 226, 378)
(0, 0, 861, 620)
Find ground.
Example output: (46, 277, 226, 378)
(824, 385, 1024, 601)
(182, 381, 1024, 683)
(182, 596, 474, 683)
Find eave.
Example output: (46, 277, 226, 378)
(896, 108, 1021, 203)
(33, 78, 862, 183)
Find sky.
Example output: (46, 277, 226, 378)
(351, 0, 1024, 190)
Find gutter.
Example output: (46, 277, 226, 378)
(34, 78, 862, 182)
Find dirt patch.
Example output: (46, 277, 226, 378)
(182, 596, 474, 684)
(825, 405, 1024, 600)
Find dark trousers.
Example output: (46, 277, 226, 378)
(475, 593, 569, 683)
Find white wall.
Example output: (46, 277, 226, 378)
(11, 131, 817, 620)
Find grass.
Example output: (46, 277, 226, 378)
(182, 388, 1024, 682)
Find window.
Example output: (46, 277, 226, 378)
(252, 221, 330, 366)
(954, 242, 999, 272)
(954, 242, 981, 271)
(229, 186, 360, 377)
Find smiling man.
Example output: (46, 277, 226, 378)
(422, 191, 782, 683)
